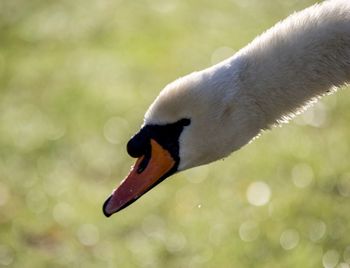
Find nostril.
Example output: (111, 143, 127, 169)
(127, 134, 149, 158)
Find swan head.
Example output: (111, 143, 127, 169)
(103, 65, 263, 216)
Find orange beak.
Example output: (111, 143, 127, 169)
(103, 139, 176, 216)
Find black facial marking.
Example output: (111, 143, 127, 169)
(127, 132, 150, 158)
(127, 118, 191, 171)
(103, 118, 191, 216)
(136, 149, 151, 174)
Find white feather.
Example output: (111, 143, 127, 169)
(144, 0, 350, 170)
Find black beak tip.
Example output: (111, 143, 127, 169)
(102, 194, 140, 218)
(102, 196, 113, 218)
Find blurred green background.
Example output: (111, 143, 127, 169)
(1, 0, 350, 267)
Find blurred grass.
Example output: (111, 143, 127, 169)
(1, 0, 350, 267)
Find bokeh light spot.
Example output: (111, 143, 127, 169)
(165, 233, 187, 253)
(239, 221, 260, 242)
(337, 173, 350, 197)
(142, 215, 166, 241)
(280, 229, 300, 250)
(53, 202, 75, 226)
(291, 163, 314, 188)
(323, 250, 340, 268)
(343, 246, 350, 263)
(151, 0, 178, 13)
(185, 165, 210, 184)
(209, 224, 227, 246)
(295, 102, 328, 127)
(309, 220, 327, 242)
(77, 224, 100, 246)
(103, 117, 129, 145)
(246, 181, 271, 206)
(25, 189, 48, 214)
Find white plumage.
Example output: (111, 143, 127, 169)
(145, 0, 350, 171)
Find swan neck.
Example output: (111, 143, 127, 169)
(236, 1, 350, 126)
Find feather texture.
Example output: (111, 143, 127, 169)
(144, 0, 350, 170)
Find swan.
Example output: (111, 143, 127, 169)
(103, 0, 350, 217)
